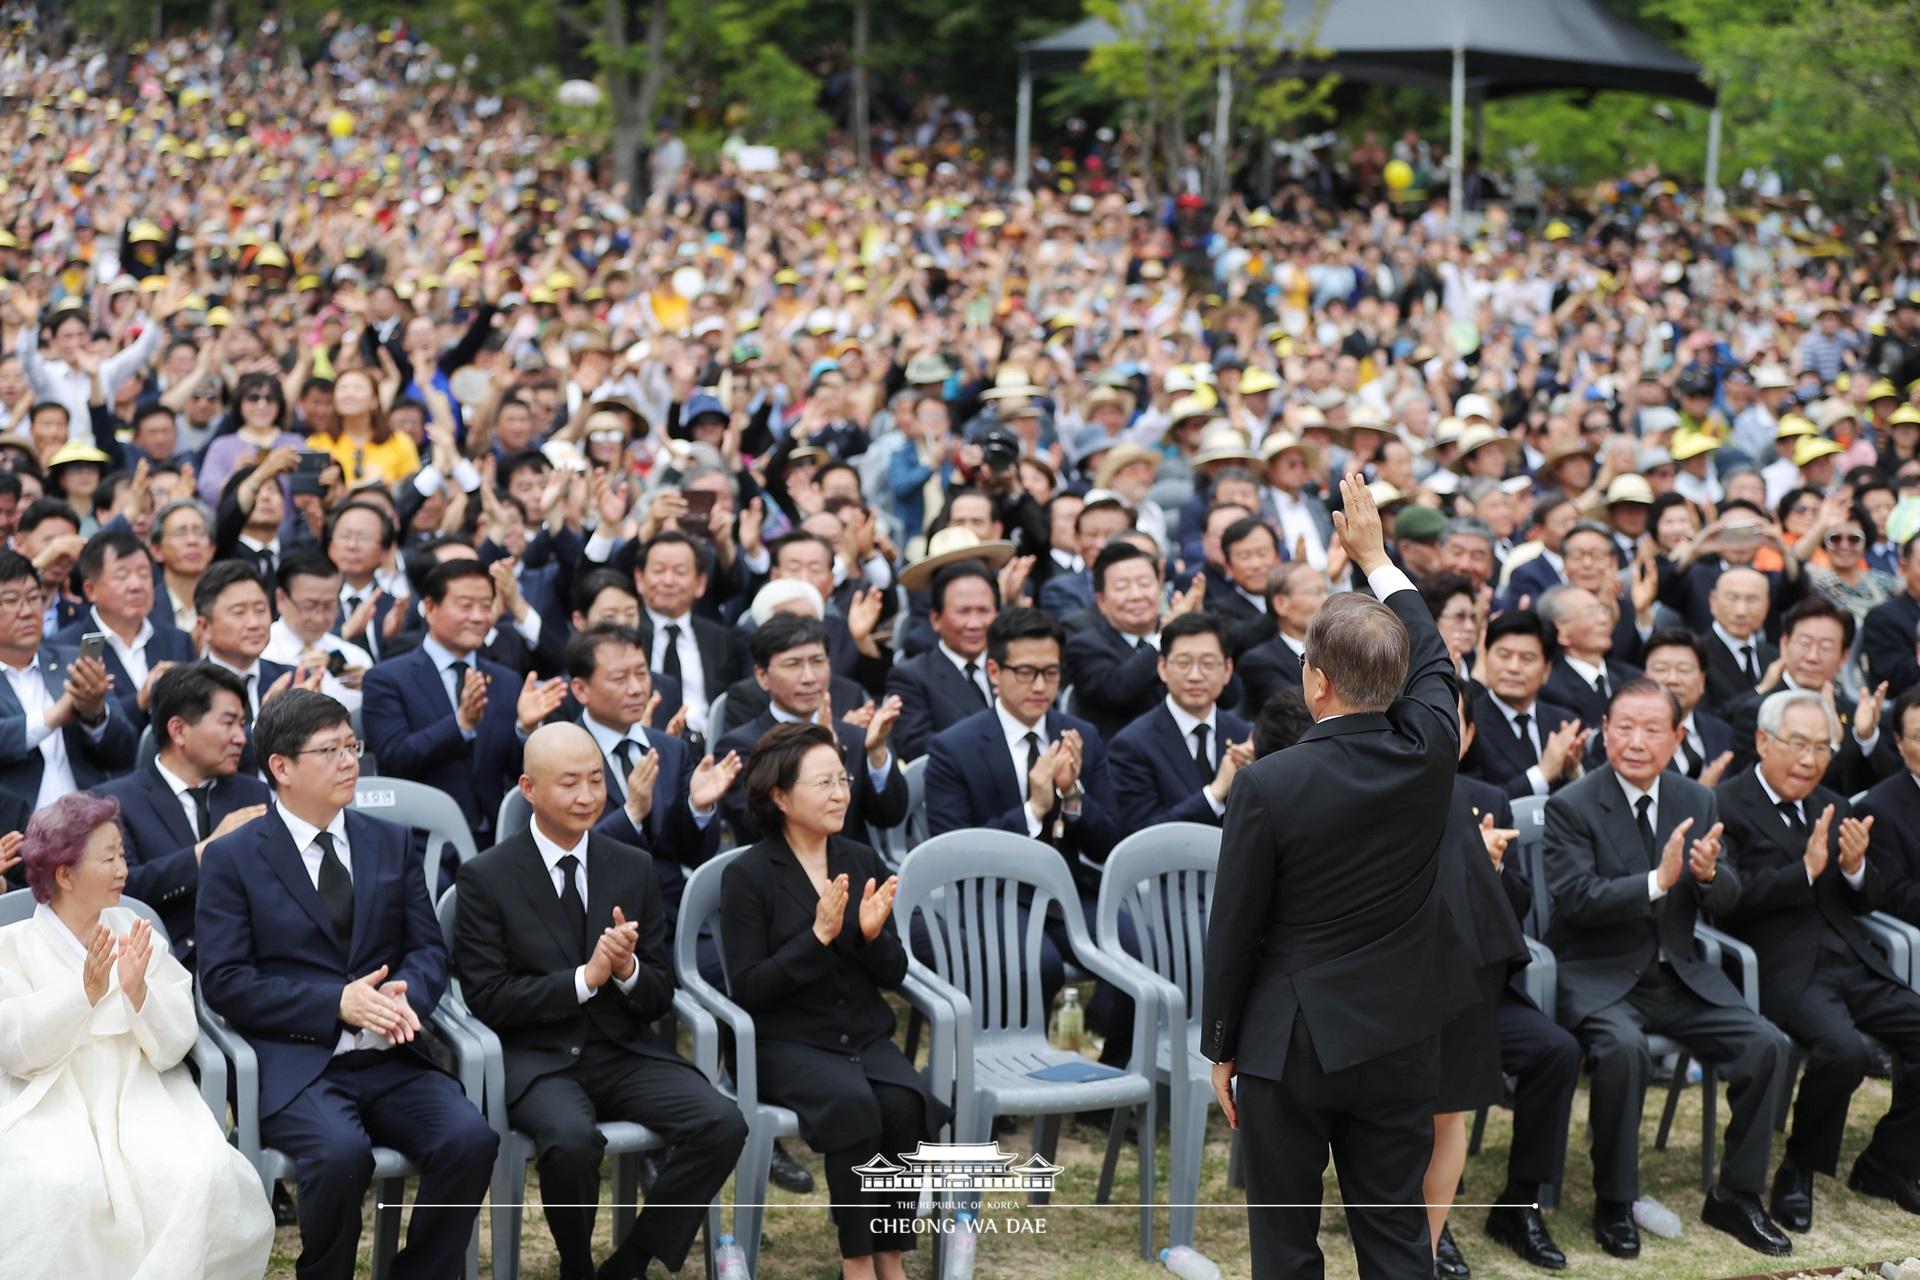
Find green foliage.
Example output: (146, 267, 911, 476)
(1478, 92, 1712, 191)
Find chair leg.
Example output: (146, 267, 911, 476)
(735, 1119, 776, 1280)
(1168, 1084, 1206, 1252)
(1135, 1098, 1156, 1262)
(1095, 1107, 1126, 1205)
(500, 1140, 529, 1280)
(612, 1152, 640, 1240)
(371, 1176, 406, 1278)
(1700, 1068, 1718, 1194)
(1655, 1054, 1688, 1150)
(1468, 1105, 1488, 1156)
(1030, 1114, 1061, 1207)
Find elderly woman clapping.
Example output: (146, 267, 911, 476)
(0, 792, 273, 1280)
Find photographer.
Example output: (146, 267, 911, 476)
(953, 425, 1050, 566)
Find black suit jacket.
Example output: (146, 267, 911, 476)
(1202, 579, 1473, 1079)
(453, 829, 682, 1104)
(98, 763, 271, 959)
(884, 647, 991, 761)
(51, 617, 198, 731)
(1205, 586, 1278, 657)
(1440, 777, 1530, 973)
(1542, 655, 1643, 730)
(1702, 630, 1777, 718)
(637, 613, 749, 724)
(1109, 703, 1251, 831)
(583, 723, 719, 919)
(1715, 769, 1900, 1014)
(1723, 683, 1899, 795)
(1541, 766, 1744, 1028)
(1235, 634, 1303, 718)
(361, 646, 525, 840)
(1463, 689, 1578, 801)
(1660, 558, 1807, 642)
(1063, 616, 1167, 745)
(716, 712, 909, 844)
(1860, 593, 1920, 695)
(1858, 772, 1920, 924)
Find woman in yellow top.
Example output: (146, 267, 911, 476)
(305, 367, 420, 487)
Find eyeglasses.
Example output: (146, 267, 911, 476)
(998, 663, 1063, 686)
(0, 588, 44, 613)
(1437, 608, 1477, 625)
(1790, 503, 1820, 517)
(1564, 548, 1615, 565)
(1785, 635, 1841, 657)
(1165, 656, 1226, 676)
(241, 392, 279, 405)
(291, 739, 364, 763)
(191, 389, 221, 400)
(331, 531, 381, 547)
(1823, 532, 1864, 547)
(1763, 731, 1835, 761)
(794, 772, 853, 794)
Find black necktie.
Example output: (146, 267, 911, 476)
(963, 661, 989, 707)
(243, 673, 256, 716)
(1778, 800, 1808, 843)
(557, 853, 588, 951)
(346, 594, 362, 614)
(1742, 644, 1759, 682)
(314, 831, 354, 944)
(448, 660, 470, 711)
(1635, 794, 1656, 865)
(190, 782, 214, 842)
(660, 623, 684, 683)
(1513, 712, 1537, 761)
(1593, 671, 1609, 698)
(610, 739, 639, 804)
(1191, 723, 1213, 784)
(1023, 730, 1042, 779)
(1678, 733, 1704, 779)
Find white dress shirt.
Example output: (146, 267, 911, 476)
(1165, 696, 1226, 815)
(1756, 769, 1868, 889)
(1710, 621, 1763, 681)
(264, 619, 373, 713)
(1615, 774, 1671, 902)
(276, 805, 389, 1055)
(153, 758, 210, 842)
(166, 583, 195, 633)
(581, 712, 718, 827)
(1488, 691, 1552, 797)
(93, 608, 154, 691)
(2, 655, 104, 810)
(646, 607, 708, 733)
(995, 702, 1073, 837)
(207, 653, 266, 717)
(1232, 585, 1269, 615)
(1563, 654, 1609, 695)
(420, 636, 481, 740)
(1268, 487, 1328, 569)
(529, 815, 641, 1003)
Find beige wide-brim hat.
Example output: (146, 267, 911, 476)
(1447, 425, 1519, 473)
(898, 526, 1016, 591)
(1260, 430, 1322, 472)
(1094, 442, 1162, 492)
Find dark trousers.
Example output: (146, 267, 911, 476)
(1573, 963, 1790, 1202)
(1236, 1014, 1438, 1280)
(821, 1081, 928, 1259)
(510, 1040, 748, 1277)
(261, 1053, 498, 1280)
(1775, 948, 1920, 1176)
(1495, 992, 1581, 1194)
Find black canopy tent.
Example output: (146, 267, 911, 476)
(1013, 0, 1715, 207)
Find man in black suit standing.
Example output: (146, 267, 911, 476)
(1542, 679, 1792, 1258)
(1857, 687, 1920, 924)
(97, 663, 270, 962)
(884, 561, 999, 761)
(1109, 612, 1254, 831)
(1063, 541, 1207, 743)
(1715, 689, 1920, 1231)
(1203, 475, 1474, 1279)
(1700, 567, 1778, 716)
(1538, 584, 1643, 728)
(1641, 629, 1737, 785)
(1466, 610, 1587, 800)
(455, 724, 749, 1280)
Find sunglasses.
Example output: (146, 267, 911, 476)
(1824, 531, 1864, 547)
(242, 392, 279, 404)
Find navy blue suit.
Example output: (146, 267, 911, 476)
(1659, 557, 1808, 642)
(361, 646, 525, 842)
(1037, 568, 1093, 618)
(1464, 689, 1579, 801)
(53, 616, 198, 730)
(0, 644, 138, 811)
(884, 647, 991, 762)
(1860, 594, 1920, 697)
(97, 761, 270, 963)
(231, 657, 295, 776)
(1206, 582, 1278, 657)
(1503, 555, 1564, 610)
(197, 806, 495, 1280)
(1062, 617, 1167, 745)
(586, 722, 720, 921)
(1109, 702, 1251, 829)
(1857, 771, 1920, 925)
(1236, 633, 1303, 716)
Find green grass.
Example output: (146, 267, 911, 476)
(268, 1074, 1919, 1278)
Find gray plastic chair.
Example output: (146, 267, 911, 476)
(195, 941, 488, 1279)
(0, 892, 227, 1121)
(705, 690, 731, 743)
(350, 777, 480, 900)
(867, 754, 931, 868)
(1865, 912, 1920, 988)
(136, 724, 159, 770)
(896, 829, 1157, 1257)
(1093, 822, 1218, 1258)
(1508, 795, 1551, 932)
(495, 788, 532, 842)
(433, 887, 721, 1280)
(673, 847, 963, 1279)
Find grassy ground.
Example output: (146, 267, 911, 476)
(267, 1074, 1919, 1279)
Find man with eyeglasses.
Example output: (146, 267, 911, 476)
(0, 547, 135, 815)
(1859, 535, 1920, 695)
(265, 551, 375, 713)
(1856, 687, 1920, 926)
(197, 688, 498, 1280)
(1725, 597, 1898, 793)
(1641, 629, 1737, 785)
(1109, 611, 1252, 830)
(1715, 688, 1920, 1231)
(1661, 499, 1809, 639)
(715, 612, 901, 843)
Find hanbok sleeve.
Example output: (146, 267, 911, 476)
(0, 930, 95, 1080)
(124, 934, 196, 1072)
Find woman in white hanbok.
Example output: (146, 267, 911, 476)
(0, 792, 273, 1280)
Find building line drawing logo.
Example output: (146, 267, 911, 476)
(853, 1141, 1064, 1193)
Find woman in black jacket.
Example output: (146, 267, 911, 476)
(720, 721, 951, 1280)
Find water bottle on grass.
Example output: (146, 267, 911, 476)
(942, 1211, 978, 1279)
(1161, 1245, 1221, 1279)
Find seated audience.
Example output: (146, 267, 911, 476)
(1109, 612, 1254, 830)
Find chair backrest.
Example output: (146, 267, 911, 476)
(0, 892, 169, 940)
(497, 788, 532, 842)
(136, 724, 159, 771)
(706, 690, 731, 742)
(673, 847, 748, 998)
(1096, 823, 1220, 1036)
(1508, 793, 1550, 935)
(896, 829, 1084, 1042)
(868, 754, 932, 867)
(348, 705, 377, 773)
(351, 776, 480, 900)
(434, 883, 477, 1011)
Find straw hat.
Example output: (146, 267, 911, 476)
(980, 366, 1045, 402)
(1597, 474, 1656, 508)
(1260, 430, 1321, 471)
(899, 527, 1016, 591)
(1093, 443, 1162, 492)
(1448, 425, 1519, 473)
(1190, 425, 1260, 468)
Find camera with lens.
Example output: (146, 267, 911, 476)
(980, 427, 1021, 473)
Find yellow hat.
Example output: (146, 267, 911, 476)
(1237, 368, 1282, 396)
(47, 441, 112, 469)
(1889, 405, 1920, 429)
(254, 244, 290, 270)
(138, 275, 170, 293)
(65, 156, 95, 175)
(1669, 431, 1721, 463)
(546, 270, 578, 290)
(1792, 436, 1843, 468)
(0, 230, 17, 250)
(1245, 208, 1275, 228)
(1774, 414, 1819, 441)
(205, 306, 234, 327)
(773, 268, 801, 285)
(977, 210, 1007, 229)
(295, 274, 323, 291)
(128, 220, 165, 244)
(1867, 379, 1901, 403)
(1543, 219, 1573, 241)
(527, 286, 557, 305)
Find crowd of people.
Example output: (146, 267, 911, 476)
(3, 6, 1920, 1280)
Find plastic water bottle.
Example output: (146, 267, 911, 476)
(942, 1211, 978, 1279)
(1050, 988, 1085, 1051)
(1160, 1245, 1221, 1279)
(1632, 1196, 1683, 1239)
(713, 1233, 749, 1280)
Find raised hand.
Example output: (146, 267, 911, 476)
(0, 830, 22, 878)
(1837, 813, 1873, 876)
(997, 554, 1034, 606)
(663, 705, 689, 739)
(1166, 572, 1206, 619)
(1028, 740, 1061, 812)
(1655, 817, 1696, 893)
(1211, 736, 1256, 802)
(865, 694, 902, 762)
(83, 923, 116, 1006)
(197, 805, 268, 859)
(846, 586, 884, 648)
(689, 751, 742, 811)
(1687, 820, 1725, 883)
(813, 873, 850, 945)
(1052, 728, 1084, 795)
(340, 588, 384, 641)
(1539, 719, 1586, 782)
(858, 875, 898, 941)
(1856, 681, 1891, 741)
(602, 906, 641, 980)
(516, 676, 568, 734)
(455, 667, 489, 733)
(114, 918, 154, 1010)
(62, 655, 113, 724)
(1803, 804, 1835, 881)
(1698, 750, 1736, 790)
(1480, 812, 1520, 866)
(339, 965, 403, 1037)
(624, 749, 661, 827)
(1330, 472, 1388, 573)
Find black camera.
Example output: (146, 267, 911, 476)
(980, 427, 1021, 473)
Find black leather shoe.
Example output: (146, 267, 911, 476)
(271, 1180, 297, 1227)
(1591, 1200, 1639, 1259)
(1434, 1223, 1470, 1278)
(1701, 1186, 1791, 1256)
(1849, 1151, 1920, 1214)
(1769, 1158, 1813, 1232)
(1484, 1203, 1567, 1270)
(769, 1140, 816, 1194)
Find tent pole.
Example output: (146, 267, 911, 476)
(1015, 52, 1033, 193)
(1449, 46, 1465, 217)
(1471, 90, 1485, 155)
(1704, 100, 1723, 210)
(1212, 49, 1233, 199)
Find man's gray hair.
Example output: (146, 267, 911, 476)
(1304, 593, 1409, 712)
(1442, 516, 1497, 548)
(1756, 688, 1840, 742)
(1459, 475, 1502, 505)
(150, 497, 213, 543)
(1535, 583, 1579, 634)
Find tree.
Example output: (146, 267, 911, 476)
(1083, 0, 1334, 198)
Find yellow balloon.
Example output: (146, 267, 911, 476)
(327, 109, 355, 139)
(1384, 159, 1413, 191)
